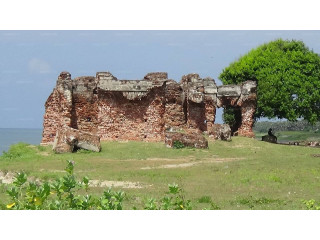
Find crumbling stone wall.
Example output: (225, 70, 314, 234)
(217, 81, 257, 137)
(42, 72, 73, 145)
(41, 71, 257, 145)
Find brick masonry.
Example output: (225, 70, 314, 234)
(41, 71, 257, 145)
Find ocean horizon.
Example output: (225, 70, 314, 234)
(0, 128, 43, 155)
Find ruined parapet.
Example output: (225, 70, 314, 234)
(96, 72, 167, 141)
(97, 71, 167, 100)
(144, 72, 168, 81)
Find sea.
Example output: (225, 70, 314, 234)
(0, 128, 43, 155)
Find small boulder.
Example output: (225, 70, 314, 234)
(307, 141, 320, 147)
(208, 124, 231, 141)
(165, 131, 208, 149)
(53, 126, 101, 153)
(262, 135, 277, 144)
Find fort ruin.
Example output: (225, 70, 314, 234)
(41, 71, 257, 145)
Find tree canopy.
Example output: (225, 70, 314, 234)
(219, 39, 320, 123)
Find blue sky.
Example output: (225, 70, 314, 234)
(1, 30, 320, 128)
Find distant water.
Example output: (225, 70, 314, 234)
(0, 128, 43, 155)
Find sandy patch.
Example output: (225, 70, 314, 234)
(0, 171, 41, 184)
(0, 170, 147, 189)
(231, 145, 261, 149)
(89, 180, 148, 189)
(141, 157, 245, 170)
(39, 169, 94, 173)
(0, 171, 15, 184)
(146, 157, 193, 162)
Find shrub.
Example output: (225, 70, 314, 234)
(173, 141, 185, 149)
(302, 199, 320, 210)
(4, 160, 125, 210)
(3, 161, 205, 210)
(144, 183, 192, 210)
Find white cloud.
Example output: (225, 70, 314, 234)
(28, 58, 51, 74)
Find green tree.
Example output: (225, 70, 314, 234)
(219, 39, 320, 123)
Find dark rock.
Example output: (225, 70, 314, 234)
(262, 135, 277, 144)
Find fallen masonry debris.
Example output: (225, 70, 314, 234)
(208, 124, 231, 141)
(52, 126, 101, 153)
(165, 131, 208, 149)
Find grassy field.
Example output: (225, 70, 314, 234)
(1, 135, 320, 210)
(254, 130, 320, 143)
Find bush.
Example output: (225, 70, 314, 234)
(3, 161, 208, 210)
(144, 183, 192, 210)
(1, 142, 36, 160)
(4, 160, 125, 210)
(173, 141, 185, 149)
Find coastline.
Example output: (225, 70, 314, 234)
(0, 128, 43, 155)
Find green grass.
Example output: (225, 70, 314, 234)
(1, 136, 320, 209)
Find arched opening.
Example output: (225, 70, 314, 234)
(222, 106, 242, 135)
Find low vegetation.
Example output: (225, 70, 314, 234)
(1, 136, 320, 210)
(253, 120, 320, 133)
(3, 160, 192, 210)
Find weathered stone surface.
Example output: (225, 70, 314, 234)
(165, 131, 208, 149)
(41, 71, 257, 145)
(217, 85, 241, 97)
(262, 135, 277, 144)
(53, 126, 101, 153)
(144, 72, 168, 81)
(208, 124, 231, 141)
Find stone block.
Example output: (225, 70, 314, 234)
(144, 72, 168, 81)
(208, 124, 231, 141)
(53, 126, 101, 153)
(241, 80, 256, 95)
(217, 85, 241, 97)
(165, 131, 208, 149)
(262, 135, 277, 144)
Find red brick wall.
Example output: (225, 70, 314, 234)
(41, 72, 257, 145)
(97, 86, 165, 141)
(41, 88, 72, 144)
